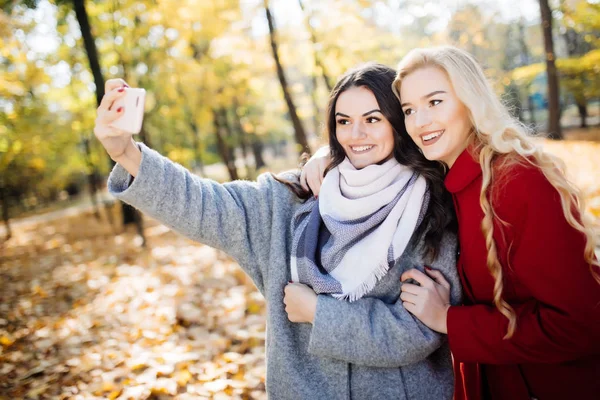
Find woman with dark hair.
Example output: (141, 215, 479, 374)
(94, 62, 460, 399)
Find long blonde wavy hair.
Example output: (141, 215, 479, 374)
(392, 46, 600, 339)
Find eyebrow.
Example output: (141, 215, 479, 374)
(335, 109, 382, 118)
(400, 90, 447, 108)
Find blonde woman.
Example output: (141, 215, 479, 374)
(300, 46, 600, 400)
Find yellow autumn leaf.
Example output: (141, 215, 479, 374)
(176, 369, 193, 386)
(0, 335, 15, 347)
(247, 301, 263, 315)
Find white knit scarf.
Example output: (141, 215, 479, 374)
(290, 157, 428, 301)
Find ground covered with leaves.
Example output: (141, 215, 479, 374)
(1, 209, 267, 400)
(1, 137, 599, 400)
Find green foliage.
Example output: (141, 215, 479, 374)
(1, 0, 598, 215)
(511, 49, 600, 102)
(562, 0, 600, 47)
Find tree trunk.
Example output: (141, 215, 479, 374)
(251, 138, 266, 170)
(264, 1, 311, 154)
(82, 137, 101, 220)
(189, 120, 206, 176)
(72, 0, 104, 106)
(0, 177, 11, 241)
(73, 0, 140, 226)
(561, 19, 589, 129)
(527, 90, 537, 128)
(232, 99, 254, 178)
(539, 0, 563, 139)
(72, 0, 101, 221)
(576, 99, 588, 128)
(310, 74, 322, 135)
(114, 50, 146, 236)
(213, 109, 239, 181)
(221, 109, 243, 177)
(517, 19, 530, 66)
(516, 22, 537, 129)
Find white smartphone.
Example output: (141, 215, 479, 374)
(110, 88, 146, 134)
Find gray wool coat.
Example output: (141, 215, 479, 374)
(108, 143, 462, 400)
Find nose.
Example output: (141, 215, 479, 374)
(351, 121, 367, 139)
(415, 108, 432, 128)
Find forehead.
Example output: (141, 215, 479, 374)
(335, 86, 379, 113)
(400, 66, 453, 100)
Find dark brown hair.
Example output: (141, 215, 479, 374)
(277, 62, 456, 260)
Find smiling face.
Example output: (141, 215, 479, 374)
(334, 86, 395, 169)
(399, 66, 472, 168)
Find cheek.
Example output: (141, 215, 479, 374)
(403, 119, 419, 142)
(378, 126, 395, 149)
(446, 104, 471, 134)
(336, 128, 350, 144)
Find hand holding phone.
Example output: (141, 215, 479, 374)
(109, 88, 146, 134)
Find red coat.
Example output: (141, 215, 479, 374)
(445, 149, 600, 400)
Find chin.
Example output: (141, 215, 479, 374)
(350, 159, 370, 169)
(421, 150, 444, 162)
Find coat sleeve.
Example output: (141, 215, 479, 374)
(447, 167, 600, 364)
(308, 232, 462, 367)
(107, 143, 295, 294)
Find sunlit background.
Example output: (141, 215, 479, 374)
(1, 0, 599, 398)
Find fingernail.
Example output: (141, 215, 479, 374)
(424, 266, 432, 271)
(117, 107, 123, 112)
(118, 88, 125, 92)
(288, 281, 293, 284)
(123, 84, 130, 88)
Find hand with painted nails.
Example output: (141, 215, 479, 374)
(300, 146, 331, 197)
(283, 282, 318, 323)
(94, 79, 142, 177)
(400, 267, 452, 333)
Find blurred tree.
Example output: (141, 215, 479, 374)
(212, 107, 239, 181)
(557, 50, 600, 128)
(298, 0, 333, 92)
(504, 18, 537, 126)
(71, 0, 148, 235)
(539, 0, 563, 139)
(511, 50, 600, 130)
(558, 0, 598, 127)
(3, 0, 147, 228)
(517, 19, 538, 127)
(12, 0, 595, 233)
(0, 7, 56, 237)
(563, 0, 600, 48)
(264, 0, 310, 155)
(69, 0, 103, 106)
(231, 97, 254, 177)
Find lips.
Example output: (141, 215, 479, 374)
(420, 130, 444, 146)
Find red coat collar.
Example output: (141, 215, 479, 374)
(444, 148, 482, 193)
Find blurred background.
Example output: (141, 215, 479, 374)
(0, 0, 599, 399)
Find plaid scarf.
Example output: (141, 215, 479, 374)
(290, 157, 428, 301)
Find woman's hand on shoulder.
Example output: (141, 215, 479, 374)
(300, 146, 331, 197)
(400, 267, 451, 333)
